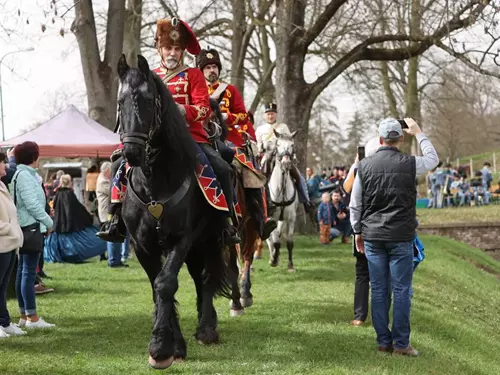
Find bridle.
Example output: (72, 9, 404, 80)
(270, 139, 297, 210)
(275, 140, 295, 172)
(119, 76, 163, 172)
(117, 73, 191, 245)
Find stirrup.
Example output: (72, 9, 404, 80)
(223, 226, 241, 246)
(96, 221, 126, 243)
(261, 219, 277, 241)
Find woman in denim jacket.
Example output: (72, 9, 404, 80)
(10, 142, 55, 329)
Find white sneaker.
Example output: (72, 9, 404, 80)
(18, 319, 26, 328)
(1, 323, 27, 336)
(0, 328, 10, 338)
(25, 318, 55, 329)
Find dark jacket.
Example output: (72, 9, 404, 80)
(359, 147, 417, 242)
(53, 187, 93, 233)
(1, 156, 17, 188)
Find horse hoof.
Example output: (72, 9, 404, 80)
(230, 308, 245, 317)
(174, 357, 185, 363)
(240, 297, 253, 308)
(148, 356, 174, 370)
(288, 267, 296, 273)
(270, 261, 278, 267)
(254, 255, 262, 260)
(195, 327, 219, 345)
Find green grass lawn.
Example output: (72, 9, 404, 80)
(1, 236, 499, 375)
(417, 204, 500, 225)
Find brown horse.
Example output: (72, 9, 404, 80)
(228, 167, 261, 316)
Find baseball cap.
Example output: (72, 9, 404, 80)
(378, 118, 403, 140)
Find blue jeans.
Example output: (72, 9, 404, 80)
(0, 250, 16, 327)
(329, 227, 341, 240)
(16, 252, 40, 316)
(121, 234, 130, 260)
(457, 192, 469, 206)
(107, 242, 123, 266)
(365, 240, 413, 349)
(432, 185, 442, 208)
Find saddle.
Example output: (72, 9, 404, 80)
(229, 144, 267, 189)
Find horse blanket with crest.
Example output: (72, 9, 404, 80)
(227, 142, 267, 189)
(111, 145, 241, 216)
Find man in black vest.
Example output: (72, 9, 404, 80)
(349, 118, 438, 356)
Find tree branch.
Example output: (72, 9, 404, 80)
(158, 0, 177, 18)
(194, 18, 232, 37)
(235, 0, 275, 77)
(434, 41, 500, 79)
(309, 0, 492, 101)
(303, 0, 349, 47)
(250, 60, 276, 111)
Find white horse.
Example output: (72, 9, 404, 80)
(266, 130, 299, 272)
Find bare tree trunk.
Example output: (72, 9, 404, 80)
(230, 0, 246, 94)
(404, 0, 422, 154)
(380, 62, 400, 118)
(71, 0, 126, 130)
(275, 0, 311, 172)
(258, 21, 275, 105)
(249, 22, 276, 112)
(123, 0, 143, 67)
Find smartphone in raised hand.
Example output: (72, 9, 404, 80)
(397, 119, 409, 129)
(357, 146, 365, 161)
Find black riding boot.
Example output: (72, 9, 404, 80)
(198, 143, 241, 246)
(290, 165, 313, 213)
(264, 184, 276, 217)
(246, 188, 277, 241)
(96, 203, 127, 243)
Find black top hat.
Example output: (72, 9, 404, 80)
(264, 102, 277, 113)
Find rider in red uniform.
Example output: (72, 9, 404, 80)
(196, 48, 277, 240)
(97, 18, 240, 245)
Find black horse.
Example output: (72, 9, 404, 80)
(116, 54, 232, 370)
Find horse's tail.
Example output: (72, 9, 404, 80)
(202, 217, 233, 300)
(205, 239, 233, 300)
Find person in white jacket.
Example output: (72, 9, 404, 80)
(255, 102, 312, 212)
(0, 151, 24, 338)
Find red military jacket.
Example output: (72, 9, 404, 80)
(208, 82, 256, 148)
(153, 66, 211, 144)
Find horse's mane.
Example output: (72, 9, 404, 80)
(209, 98, 228, 141)
(149, 71, 199, 175)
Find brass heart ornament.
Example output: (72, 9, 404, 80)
(147, 202, 164, 220)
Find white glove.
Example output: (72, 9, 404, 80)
(250, 141, 259, 156)
(221, 113, 228, 121)
(176, 103, 186, 117)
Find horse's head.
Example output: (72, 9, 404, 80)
(273, 130, 298, 171)
(117, 54, 160, 167)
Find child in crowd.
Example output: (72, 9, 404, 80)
(317, 192, 334, 244)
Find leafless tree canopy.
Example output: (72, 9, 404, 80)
(1, 0, 499, 167)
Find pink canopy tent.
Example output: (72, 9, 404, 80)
(0, 105, 120, 158)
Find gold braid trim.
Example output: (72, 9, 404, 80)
(193, 105, 209, 121)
